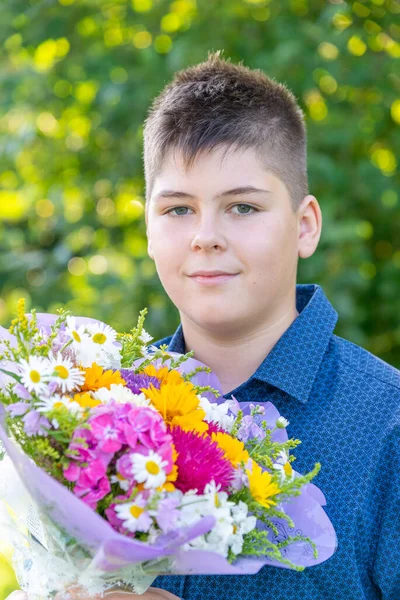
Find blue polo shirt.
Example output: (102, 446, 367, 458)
(153, 284, 400, 600)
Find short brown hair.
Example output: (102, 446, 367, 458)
(143, 50, 308, 211)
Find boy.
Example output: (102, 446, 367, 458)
(8, 52, 399, 600)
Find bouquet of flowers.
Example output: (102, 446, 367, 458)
(0, 300, 337, 599)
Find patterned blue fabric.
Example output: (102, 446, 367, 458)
(153, 284, 400, 600)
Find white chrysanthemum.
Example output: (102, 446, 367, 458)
(131, 451, 167, 489)
(273, 450, 294, 483)
(48, 353, 85, 393)
(114, 496, 151, 533)
(36, 394, 83, 417)
(94, 384, 151, 407)
(199, 397, 234, 433)
(19, 356, 52, 394)
(110, 472, 130, 492)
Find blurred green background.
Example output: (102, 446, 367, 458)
(0, 0, 399, 595)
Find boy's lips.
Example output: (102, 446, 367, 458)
(188, 271, 239, 285)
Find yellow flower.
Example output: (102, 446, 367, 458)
(142, 365, 184, 386)
(81, 363, 126, 392)
(247, 461, 281, 509)
(143, 380, 208, 433)
(73, 392, 101, 409)
(211, 432, 250, 467)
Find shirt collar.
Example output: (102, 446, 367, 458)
(167, 284, 338, 404)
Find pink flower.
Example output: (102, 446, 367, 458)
(75, 475, 111, 509)
(171, 427, 234, 493)
(89, 413, 125, 453)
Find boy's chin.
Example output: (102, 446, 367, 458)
(184, 307, 249, 336)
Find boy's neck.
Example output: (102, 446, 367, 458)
(180, 295, 299, 396)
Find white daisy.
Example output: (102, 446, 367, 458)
(110, 472, 131, 492)
(114, 496, 152, 533)
(86, 322, 117, 352)
(131, 450, 167, 489)
(276, 416, 290, 429)
(65, 317, 91, 348)
(273, 450, 294, 483)
(36, 394, 83, 417)
(19, 356, 51, 394)
(94, 384, 151, 407)
(48, 353, 85, 393)
(139, 329, 153, 344)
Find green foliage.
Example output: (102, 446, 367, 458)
(0, 0, 399, 368)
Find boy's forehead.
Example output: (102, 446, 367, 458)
(151, 145, 284, 198)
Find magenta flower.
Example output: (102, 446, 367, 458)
(171, 427, 234, 493)
(89, 412, 125, 453)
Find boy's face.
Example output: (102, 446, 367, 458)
(146, 145, 319, 338)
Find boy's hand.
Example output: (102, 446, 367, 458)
(5, 588, 180, 600)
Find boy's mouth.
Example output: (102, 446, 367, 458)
(188, 271, 239, 285)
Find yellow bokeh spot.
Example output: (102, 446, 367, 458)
(154, 34, 173, 54)
(370, 147, 397, 176)
(332, 13, 352, 31)
(88, 255, 108, 275)
(68, 257, 87, 276)
(356, 221, 373, 240)
(68, 115, 92, 138)
(364, 19, 382, 36)
(75, 81, 98, 104)
(161, 13, 182, 33)
(319, 75, 338, 95)
(0, 170, 18, 189)
(318, 42, 339, 60)
(36, 112, 59, 136)
(304, 90, 328, 121)
(133, 31, 152, 49)
(64, 188, 85, 223)
(116, 193, 144, 222)
(391, 99, 400, 125)
(348, 35, 367, 56)
(0, 191, 29, 221)
(352, 2, 370, 18)
(36, 199, 55, 218)
(132, 0, 153, 12)
(251, 7, 270, 21)
(33, 38, 70, 72)
(76, 17, 97, 37)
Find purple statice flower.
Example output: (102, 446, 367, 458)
(238, 415, 266, 443)
(6, 402, 30, 417)
(22, 410, 50, 437)
(120, 370, 161, 395)
(13, 384, 31, 400)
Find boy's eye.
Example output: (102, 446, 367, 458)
(166, 206, 192, 216)
(231, 203, 256, 215)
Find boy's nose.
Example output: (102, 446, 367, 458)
(190, 219, 227, 252)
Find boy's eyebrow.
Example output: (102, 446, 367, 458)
(153, 186, 272, 201)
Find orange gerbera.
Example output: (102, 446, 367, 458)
(81, 363, 125, 392)
(143, 380, 208, 434)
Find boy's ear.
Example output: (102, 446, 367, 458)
(147, 238, 154, 260)
(297, 195, 322, 259)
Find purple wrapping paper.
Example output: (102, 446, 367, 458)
(0, 314, 337, 574)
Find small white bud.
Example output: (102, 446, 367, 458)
(276, 416, 290, 429)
